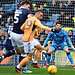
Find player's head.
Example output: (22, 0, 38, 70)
(55, 21, 62, 30)
(18, 0, 32, 10)
(35, 10, 44, 20)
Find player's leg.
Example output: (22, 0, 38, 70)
(9, 31, 30, 68)
(0, 31, 23, 62)
(9, 31, 23, 50)
(47, 41, 55, 65)
(16, 54, 32, 73)
(50, 51, 55, 64)
(66, 37, 75, 51)
(0, 38, 15, 62)
(34, 48, 41, 61)
(0, 36, 23, 62)
(31, 39, 42, 68)
(16, 42, 32, 73)
(10, 32, 31, 72)
(33, 48, 41, 68)
(43, 52, 51, 68)
(63, 44, 75, 67)
(19, 55, 32, 73)
(46, 44, 56, 66)
(0, 50, 15, 62)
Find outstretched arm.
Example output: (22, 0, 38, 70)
(34, 19, 51, 31)
(43, 33, 52, 47)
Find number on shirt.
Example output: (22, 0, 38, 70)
(14, 14, 19, 24)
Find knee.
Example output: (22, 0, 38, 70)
(34, 45, 42, 50)
(28, 54, 32, 60)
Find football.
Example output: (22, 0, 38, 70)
(48, 65, 57, 74)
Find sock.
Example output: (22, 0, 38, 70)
(47, 53, 51, 65)
(44, 53, 47, 58)
(17, 64, 21, 69)
(51, 52, 55, 63)
(33, 60, 38, 64)
(66, 52, 74, 64)
(42, 52, 47, 65)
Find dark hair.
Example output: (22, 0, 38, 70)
(35, 9, 44, 13)
(56, 21, 62, 25)
(18, 0, 32, 8)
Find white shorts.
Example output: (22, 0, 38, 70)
(9, 31, 23, 47)
(23, 39, 40, 54)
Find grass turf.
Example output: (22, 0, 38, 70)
(0, 66, 75, 75)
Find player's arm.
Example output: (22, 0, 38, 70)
(20, 19, 32, 31)
(43, 32, 52, 47)
(67, 37, 75, 49)
(34, 19, 51, 31)
(65, 32, 75, 50)
(63, 31, 68, 42)
(20, 22, 25, 31)
(63, 31, 75, 49)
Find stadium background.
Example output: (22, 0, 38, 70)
(0, 0, 75, 68)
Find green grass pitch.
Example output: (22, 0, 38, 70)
(0, 66, 75, 75)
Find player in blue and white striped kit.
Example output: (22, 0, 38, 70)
(43, 21, 75, 68)
(0, 0, 33, 73)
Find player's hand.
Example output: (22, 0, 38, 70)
(71, 46, 75, 51)
(72, 47, 75, 51)
(47, 28, 52, 32)
(45, 28, 51, 34)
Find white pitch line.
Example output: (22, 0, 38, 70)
(60, 69, 75, 71)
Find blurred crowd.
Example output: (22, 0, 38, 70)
(0, 0, 75, 48)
